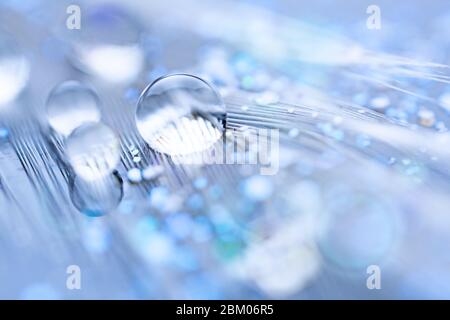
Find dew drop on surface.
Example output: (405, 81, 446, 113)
(70, 171, 123, 217)
(135, 74, 226, 156)
(127, 168, 142, 184)
(65, 122, 121, 181)
(0, 31, 30, 106)
(68, 5, 144, 84)
(46, 80, 101, 137)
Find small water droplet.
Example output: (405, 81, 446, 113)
(127, 168, 142, 183)
(65, 122, 120, 181)
(129, 147, 139, 156)
(46, 81, 101, 137)
(70, 171, 123, 217)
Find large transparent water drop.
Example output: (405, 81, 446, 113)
(46, 80, 101, 137)
(70, 171, 123, 217)
(135, 74, 226, 156)
(68, 5, 144, 84)
(0, 31, 30, 106)
(65, 122, 121, 181)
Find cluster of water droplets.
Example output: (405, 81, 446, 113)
(46, 80, 121, 182)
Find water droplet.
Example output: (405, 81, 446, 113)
(46, 81, 101, 137)
(129, 145, 139, 156)
(70, 171, 123, 217)
(135, 74, 226, 156)
(65, 122, 120, 181)
(68, 5, 144, 84)
(127, 168, 142, 183)
(132, 156, 141, 163)
(0, 31, 30, 106)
